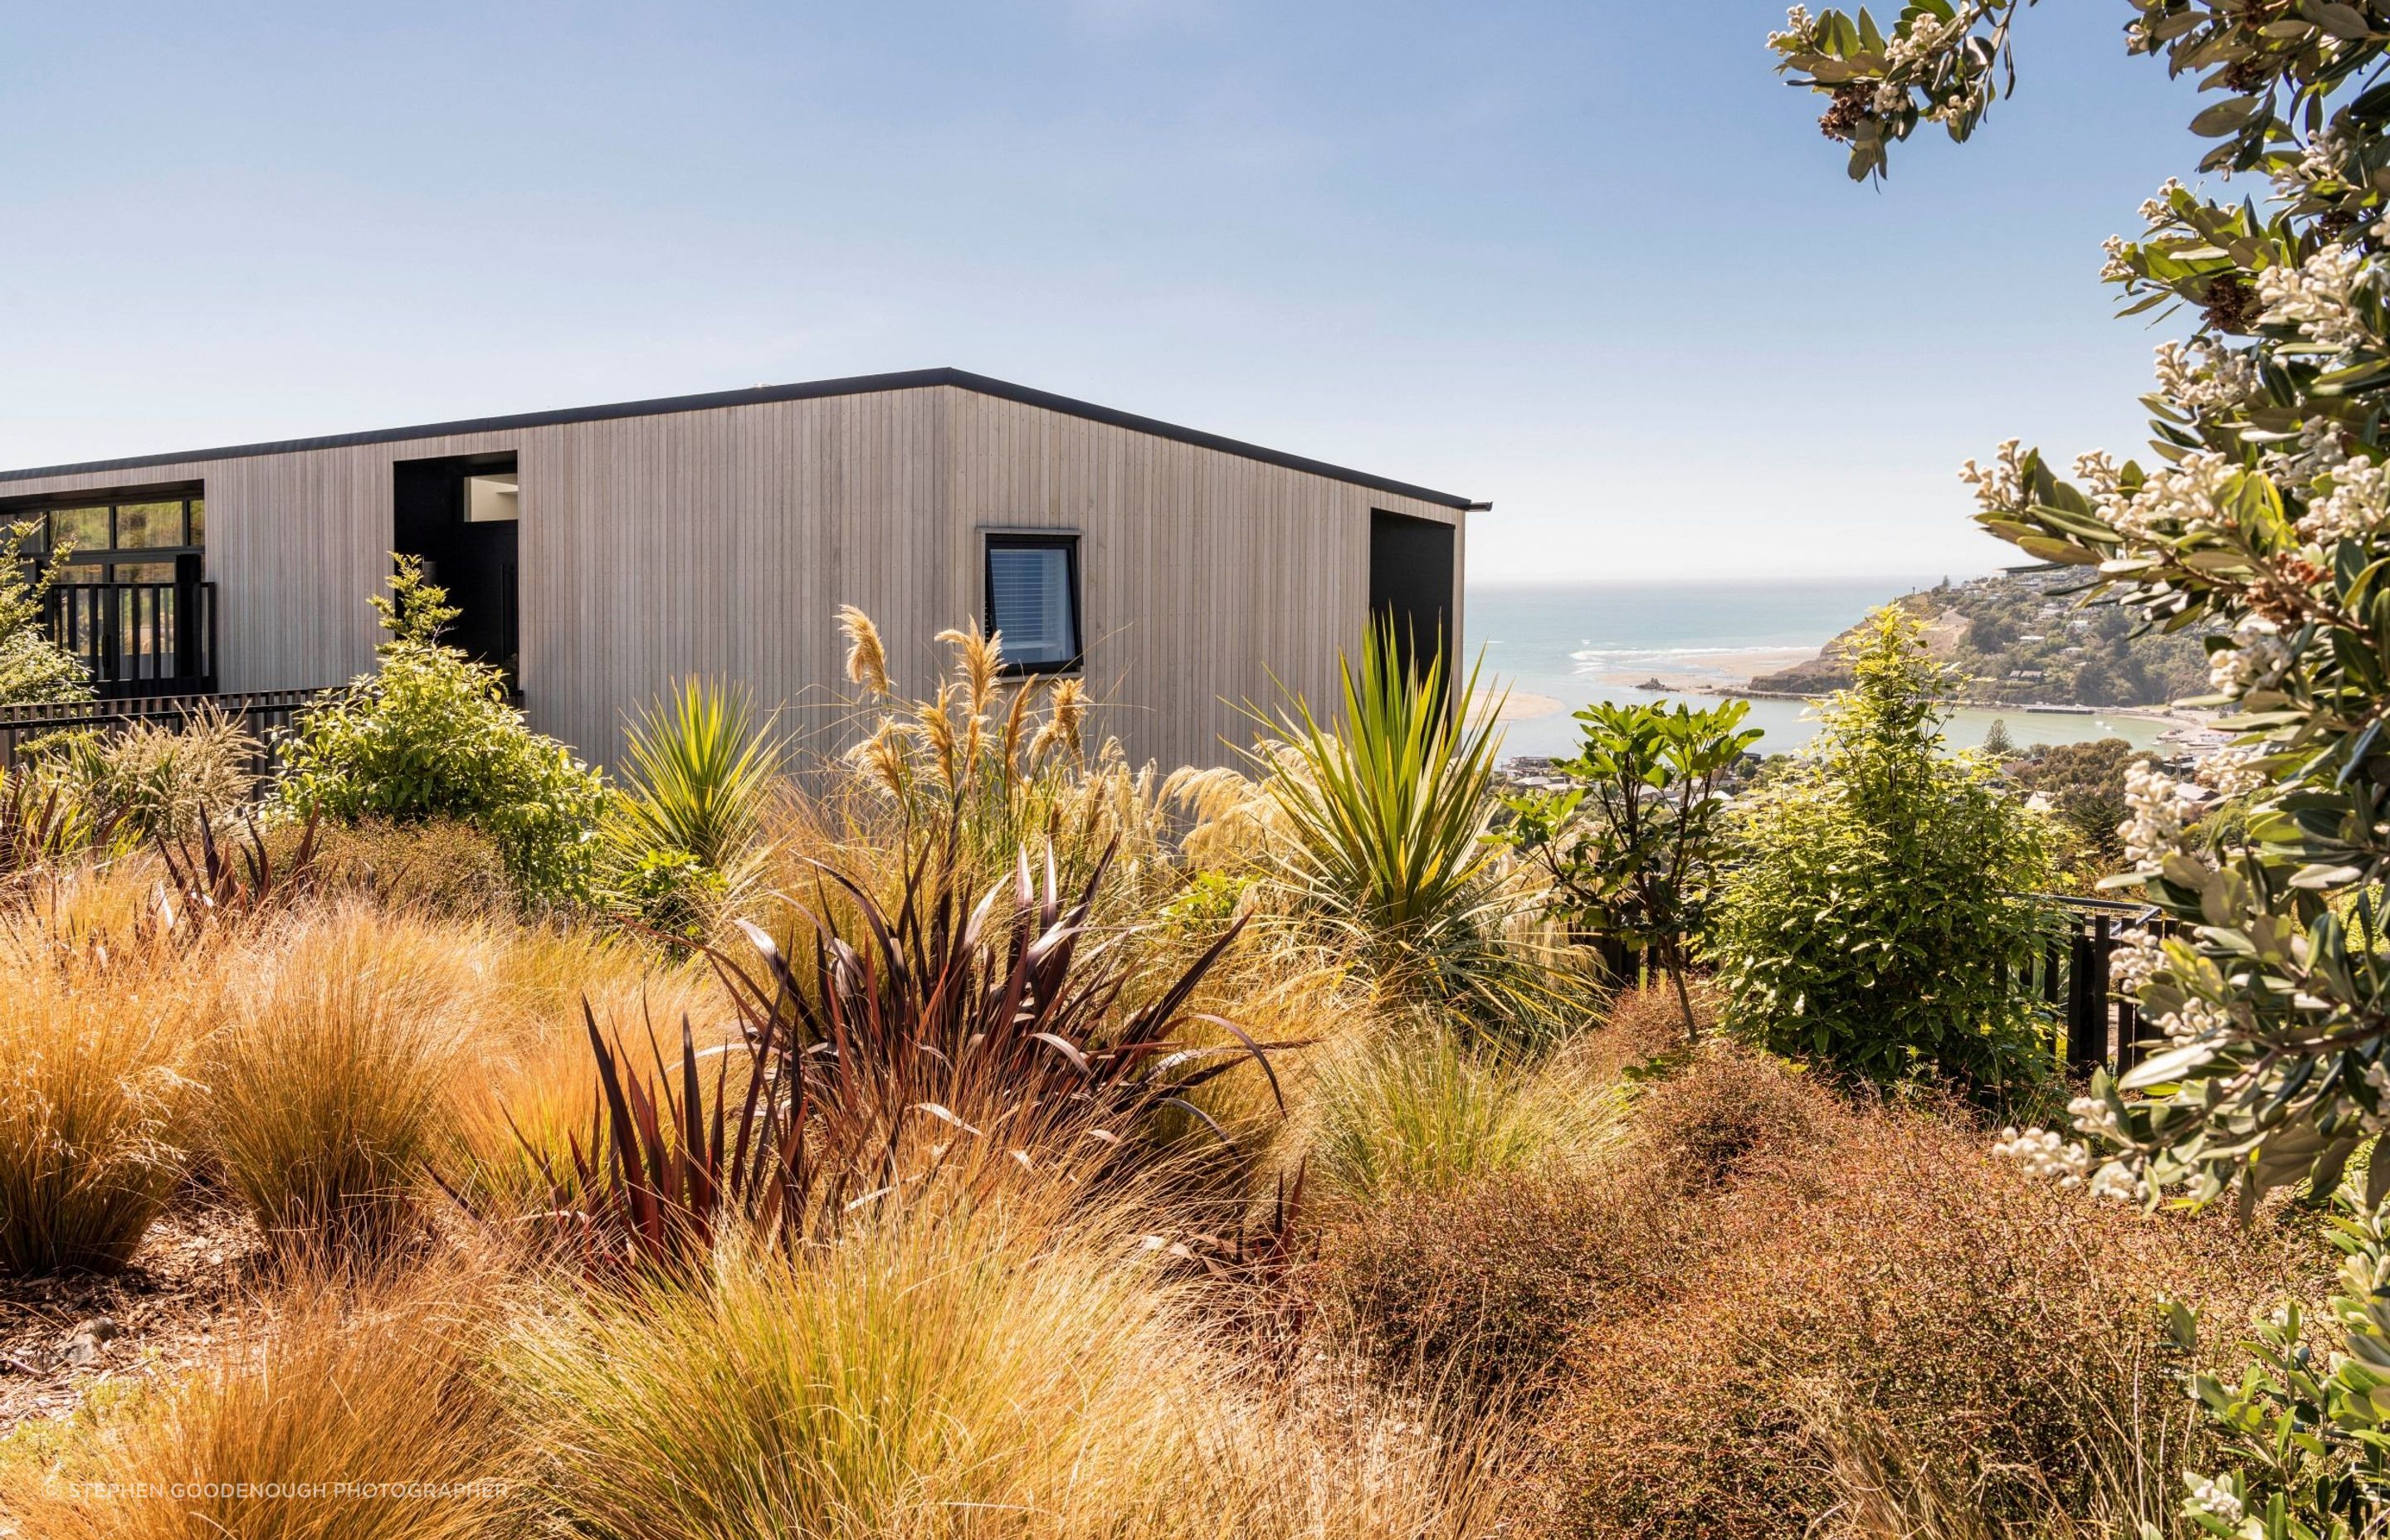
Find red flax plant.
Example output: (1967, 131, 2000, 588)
(524, 819, 1289, 1272)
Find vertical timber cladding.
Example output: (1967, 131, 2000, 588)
(0, 378, 1467, 774)
(944, 388, 1463, 774)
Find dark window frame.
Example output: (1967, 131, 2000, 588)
(2, 486, 206, 571)
(981, 531, 1083, 676)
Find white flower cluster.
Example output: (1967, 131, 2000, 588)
(2109, 928, 2166, 996)
(2100, 233, 2134, 282)
(1959, 437, 2029, 515)
(2069, 1093, 2125, 1142)
(2195, 743, 2270, 799)
(2123, 760, 2205, 866)
(2105, 450, 2235, 544)
(1992, 1126, 2090, 1183)
(2139, 177, 2186, 225)
(2087, 1162, 2146, 1202)
(1768, 6, 1813, 47)
(2299, 455, 2390, 542)
(2152, 339, 2262, 415)
(2259, 413, 2353, 490)
(1995, 1123, 2147, 1201)
(2153, 997, 2233, 1045)
(2207, 616, 2292, 697)
(2258, 241, 2375, 354)
(1883, 11, 1955, 72)
(2272, 128, 2352, 202)
(2185, 1474, 2245, 1524)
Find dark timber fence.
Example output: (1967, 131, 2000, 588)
(0, 689, 334, 776)
(2007, 894, 2165, 1078)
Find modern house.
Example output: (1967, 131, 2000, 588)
(0, 368, 1477, 771)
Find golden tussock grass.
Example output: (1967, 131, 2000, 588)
(205, 905, 485, 1253)
(501, 1172, 1511, 1540)
(1, 1255, 518, 1540)
(0, 935, 207, 1275)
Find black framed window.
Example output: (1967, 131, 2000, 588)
(983, 533, 1081, 674)
(9, 490, 206, 581)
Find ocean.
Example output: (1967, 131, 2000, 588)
(1466, 579, 2177, 762)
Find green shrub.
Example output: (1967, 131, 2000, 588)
(1497, 699, 1761, 1040)
(0, 518, 91, 707)
(275, 558, 606, 907)
(1708, 608, 2059, 1092)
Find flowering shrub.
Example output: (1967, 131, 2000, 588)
(276, 559, 606, 907)
(1768, 4, 2390, 1210)
(1708, 608, 2059, 1091)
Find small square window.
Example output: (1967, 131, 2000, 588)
(983, 534, 1080, 673)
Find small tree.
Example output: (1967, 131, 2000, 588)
(1499, 699, 1761, 1041)
(1709, 609, 2059, 1090)
(0, 519, 91, 706)
(276, 558, 607, 906)
(1981, 717, 2014, 757)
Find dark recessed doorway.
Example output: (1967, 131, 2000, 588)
(1368, 509, 1455, 687)
(393, 452, 519, 683)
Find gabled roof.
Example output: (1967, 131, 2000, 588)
(0, 367, 1477, 509)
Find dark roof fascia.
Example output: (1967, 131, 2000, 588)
(0, 367, 1475, 510)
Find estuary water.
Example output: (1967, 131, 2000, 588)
(1466, 579, 2177, 762)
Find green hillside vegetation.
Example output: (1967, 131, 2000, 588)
(1748, 568, 2209, 708)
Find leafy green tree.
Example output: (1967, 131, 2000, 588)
(1982, 716, 2015, 757)
(0, 519, 91, 706)
(2007, 737, 2153, 875)
(276, 558, 607, 906)
(1498, 699, 1761, 1042)
(1709, 609, 2059, 1090)
(1765, 0, 2390, 1215)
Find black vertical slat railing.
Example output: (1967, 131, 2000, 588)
(2010, 894, 2163, 1078)
(41, 581, 216, 698)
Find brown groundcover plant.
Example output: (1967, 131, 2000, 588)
(1519, 1047, 2321, 1540)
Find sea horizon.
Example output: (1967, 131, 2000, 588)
(1462, 575, 2179, 760)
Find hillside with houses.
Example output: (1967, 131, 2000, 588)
(1746, 567, 2212, 708)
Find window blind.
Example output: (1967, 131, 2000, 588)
(986, 542, 1076, 668)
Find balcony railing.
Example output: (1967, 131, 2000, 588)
(42, 580, 216, 699)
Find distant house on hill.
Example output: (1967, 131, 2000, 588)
(0, 368, 1479, 770)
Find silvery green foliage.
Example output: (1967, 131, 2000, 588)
(2162, 1181, 2390, 1540)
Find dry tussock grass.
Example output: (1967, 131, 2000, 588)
(501, 1172, 1513, 1540)
(0, 935, 210, 1274)
(1, 1255, 519, 1540)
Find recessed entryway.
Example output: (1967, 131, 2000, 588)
(393, 452, 519, 682)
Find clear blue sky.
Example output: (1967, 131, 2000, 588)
(0, 2, 2206, 581)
